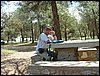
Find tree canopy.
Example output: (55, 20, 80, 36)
(1, 1, 99, 43)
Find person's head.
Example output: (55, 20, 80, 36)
(43, 25, 52, 35)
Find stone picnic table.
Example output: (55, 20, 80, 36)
(44, 39, 99, 61)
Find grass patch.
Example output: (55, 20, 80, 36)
(2, 41, 37, 46)
(1, 49, 17, 54)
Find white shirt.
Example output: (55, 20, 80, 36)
(36, 33, 49, 53)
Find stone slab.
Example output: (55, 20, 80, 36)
(44, 39, 99, 48)
(28, 61, 99, 75)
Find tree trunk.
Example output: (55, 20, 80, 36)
(22, 35, 24, 43)
(92, 9, 99, 39)
(37, 2, 42, 34)
(31, 28, 34, 43)
(78, 29, 82, 40)
(31, 21, 34, 43)
(37, 13, 42, 34)
(93, 28, 95, 39)
(7, 32, 10, 43)
(34, 27, 37, 41)
(84, 30, 87, 40)
(51, 1, 62, 40)
(84, 33, 86, 40)
(30, 36, 31, 41)
(90, 32, 92, 39)
(64, 25, 67, 41)
(20, 29, 24, 43)
(25, 38, 28, 42)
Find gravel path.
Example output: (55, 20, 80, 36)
(7, 51, 36, 58)
(1, 51, 37, 62)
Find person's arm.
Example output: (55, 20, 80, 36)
(51, 31, 57, 40)
(41, 33, 48, 41)
(48, 35, 54, 40)
(41, 33, 52, 43)
(53, 35, 57, 40)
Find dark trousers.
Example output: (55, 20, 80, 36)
(47, 50, 58, 61)
(38, 48, 58, 61)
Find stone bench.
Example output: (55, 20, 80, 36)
(31, 54, 43, 64)
(28, 61, 99, 75)
(78, 48, 97, 61)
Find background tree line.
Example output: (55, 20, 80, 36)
(1, 1, 99, 44)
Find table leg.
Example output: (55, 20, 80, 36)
(96, 46, 99, 60)
(55, 47, 79, 61)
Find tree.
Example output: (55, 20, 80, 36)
(51, 1, 62, 40)
(77, 1, 99, 39)
(20, 1, 62, 41)
(57, 2, 79, 40)
(12, 7, 32, 43)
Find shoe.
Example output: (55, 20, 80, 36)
(47, 57, 52, 61)
(47, 57, 54, 61)
(42, 57, 46, 61)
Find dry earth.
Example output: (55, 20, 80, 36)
(1, 45, 36, 75)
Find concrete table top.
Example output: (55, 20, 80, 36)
(44, 39, 99, 48)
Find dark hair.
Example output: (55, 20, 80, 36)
(43, 25, 52, 30)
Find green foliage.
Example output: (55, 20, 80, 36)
(1, 1, 98, 43)
(57, 3, 79, 40)
(77, 1, 99, 39)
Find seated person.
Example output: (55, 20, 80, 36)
(35, 25, 58, 61)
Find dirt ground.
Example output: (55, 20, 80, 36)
(1, 45, 36, 75)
